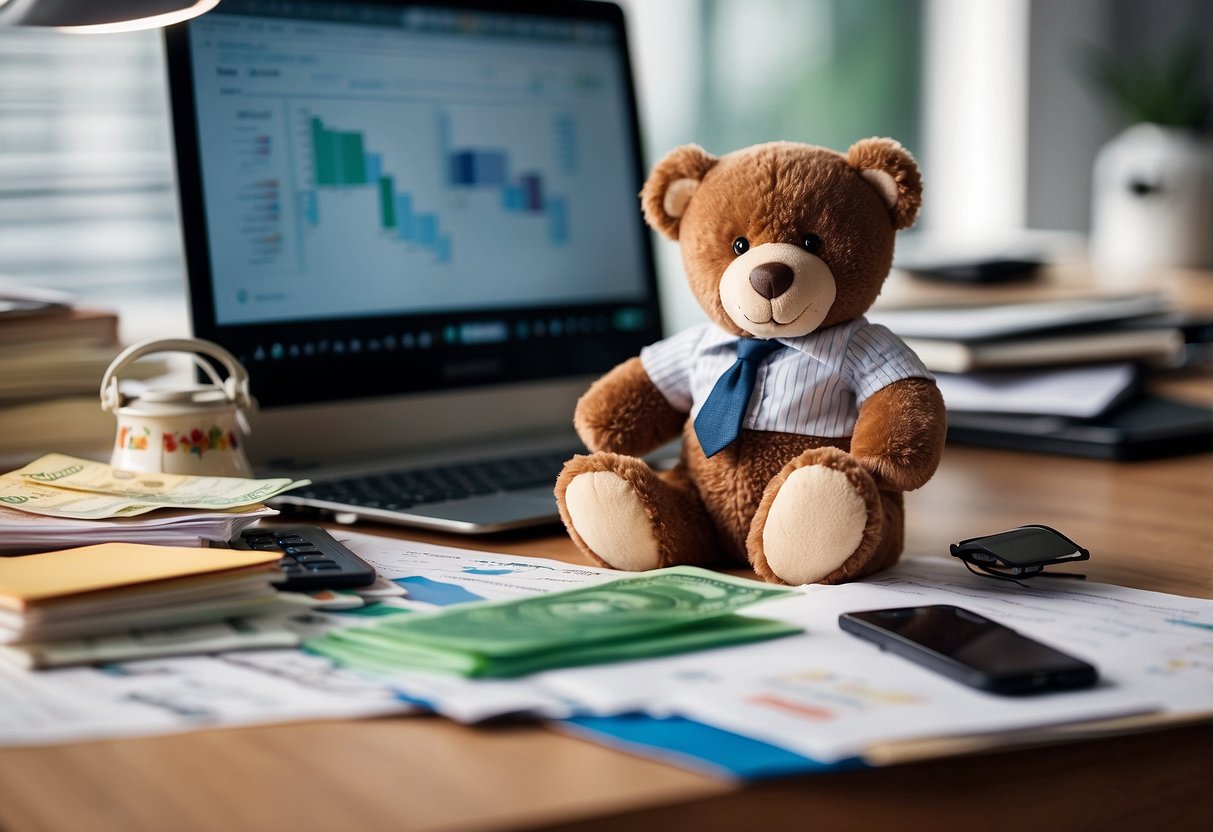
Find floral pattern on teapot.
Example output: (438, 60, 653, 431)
(163, 426, 241, 457)
(117, 424, 239, 458)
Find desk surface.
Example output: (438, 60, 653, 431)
(2, 265, 1212, 832)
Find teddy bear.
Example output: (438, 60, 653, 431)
(554, 138, 947, 586)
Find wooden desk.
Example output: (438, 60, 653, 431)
(2, 266, 1211, 832)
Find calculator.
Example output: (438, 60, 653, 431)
(230, 526, 377, 591)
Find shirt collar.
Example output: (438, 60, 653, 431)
(699, 317, 866, 366)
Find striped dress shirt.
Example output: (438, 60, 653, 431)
(639, 317, 933, 439)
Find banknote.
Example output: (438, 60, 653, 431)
(305, 566, 800, 677)
(1, 454, 308, 519)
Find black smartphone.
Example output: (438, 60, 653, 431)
(838, 605, 1098, 695)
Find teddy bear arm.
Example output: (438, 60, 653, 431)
(849, 377, 947, 492)
(573, 357, 687, 455)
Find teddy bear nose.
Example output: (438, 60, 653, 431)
(749, 262, 795, 300)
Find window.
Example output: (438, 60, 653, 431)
(696, 0, 922, 157)
(0, 27, 185, 342)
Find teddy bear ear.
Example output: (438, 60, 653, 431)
(846, 137, 923, 230)
(640, 144, 718, 240)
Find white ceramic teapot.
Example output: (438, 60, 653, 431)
(100, 338, 254, 477)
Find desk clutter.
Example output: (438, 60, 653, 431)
(0, 528, 1210, 778)
(0, 543, 286, 668)
(868, 291, 1213, 459)
(0, 454, 324, 666)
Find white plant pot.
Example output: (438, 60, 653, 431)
(1090, 123, 1213, 272)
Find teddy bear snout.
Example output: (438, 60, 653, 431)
(749, 262, 795, 299)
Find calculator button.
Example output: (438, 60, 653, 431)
(242, 525, 376, 591)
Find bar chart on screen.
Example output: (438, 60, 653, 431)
(188, 17, 648, 327)
(298, 109, 573, 264)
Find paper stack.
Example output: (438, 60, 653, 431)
(0, 504, 277, 554)
(868, 292, 1181, 374)
(869, 293, 1213, 458)
(0, 454, 309, 553)
(0, 543, 286, 662)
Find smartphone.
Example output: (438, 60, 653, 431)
(838, 605, 1098, 695)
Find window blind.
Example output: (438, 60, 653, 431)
(0, 27, 183, 309)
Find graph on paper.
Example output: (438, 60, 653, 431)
(186, 14, 649, 326)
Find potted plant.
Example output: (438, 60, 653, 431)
(1086, 37, 1213, 272)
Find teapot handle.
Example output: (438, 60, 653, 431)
(100, 337, 253, 414)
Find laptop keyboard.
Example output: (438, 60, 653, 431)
(288, 448, 577, 511)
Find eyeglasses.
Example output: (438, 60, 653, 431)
(950, 524, 1089, 584)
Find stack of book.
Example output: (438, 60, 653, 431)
(0, 279, 164, 460)
(0, 542, 288, 668)
(869, 292, 1213, 459)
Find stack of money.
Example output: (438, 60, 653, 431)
(0, 454, 308, 551)
(306, 567, 800, 678)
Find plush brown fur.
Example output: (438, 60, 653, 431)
(573, 357, 686, 455)
(557, 139, 947, 585)
(851, 378, 947, 491)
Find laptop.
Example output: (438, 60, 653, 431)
(163, 0, 662, 533)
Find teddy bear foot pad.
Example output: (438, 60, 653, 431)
(563, 470, 663, 571)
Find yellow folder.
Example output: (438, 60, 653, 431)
(0, 543, 280, 610)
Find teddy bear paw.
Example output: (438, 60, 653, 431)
(749, 450, 882, 586)
(560, 469, 663, 571)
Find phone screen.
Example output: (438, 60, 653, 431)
(842, 605, 1097, 689)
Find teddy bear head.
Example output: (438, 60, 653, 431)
(641, 139, 922, 338)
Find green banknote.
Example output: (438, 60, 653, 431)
(305, 566, 801, 678)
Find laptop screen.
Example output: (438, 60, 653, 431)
(165, 0, 660, 410)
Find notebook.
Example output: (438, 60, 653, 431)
(0, 543, 283, 644)
(163, 0, 662, 533)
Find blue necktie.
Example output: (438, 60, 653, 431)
(694, 338, 783, 458)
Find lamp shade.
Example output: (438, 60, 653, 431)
(0, 0, 218, 32)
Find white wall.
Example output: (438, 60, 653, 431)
(920, 0, 1031, 242)
(616, 0, 709, 335)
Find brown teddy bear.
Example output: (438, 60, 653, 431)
(554, 139, 947, 586)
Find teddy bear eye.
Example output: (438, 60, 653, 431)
(732, 237, 750, 256)
(802, 234, 823, 254)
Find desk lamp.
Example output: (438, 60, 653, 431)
(0, 0, 217, 32)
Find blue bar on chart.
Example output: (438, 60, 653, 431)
(364, 153, 382, 187)
(502, 184, 525, 211)
(450, 149, 508, 187)
(554, 113, 576, 175)
(519, 173, 543, 211)
(395, 194, 414, 240)
(547, 195, 568, 246)
(301, 190, 319, 225)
